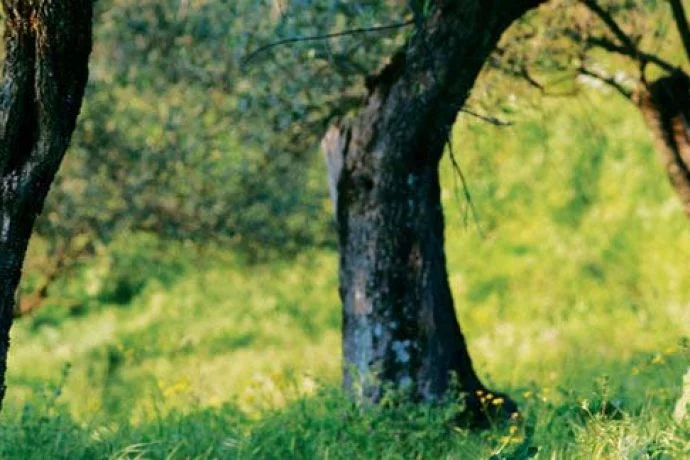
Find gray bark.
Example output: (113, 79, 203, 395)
(325, 0, 545, 423)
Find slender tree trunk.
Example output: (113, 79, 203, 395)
(0, 0, 93, 412)
(323, 0, 544, 422)
(636, 72, 690, 216)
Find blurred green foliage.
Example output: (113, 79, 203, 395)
(2, 0, 690, 457)
(3, 90, 690, 457)
(472, 0, 683, 118)
(21, 0, 410, 301)
(22, 0, 683, 305)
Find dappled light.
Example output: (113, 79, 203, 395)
(0, 0, 689, 457)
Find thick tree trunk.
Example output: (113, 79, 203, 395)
(324, 0, 544, 422)
(636, 72, 690, 216)
(0, 0, 93, 412)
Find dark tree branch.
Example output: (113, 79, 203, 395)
(446, 137, 483, 236)
(518, 65, 546, 92)
(670, 0, 690, 64)
(491, 57, 581, 98)
(490, 45, 583, 97)
(14, 241, 92, 318)
(585, 35, 677, 72)
(580, 0, 639, 57)
(243, 20, 414, 66)
(579, 65, 633, 100)
(461, 108, 513, 126)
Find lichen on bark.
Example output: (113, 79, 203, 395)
(328, 0, 546, 423)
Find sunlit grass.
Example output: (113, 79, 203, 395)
(1, 93, 689, 457)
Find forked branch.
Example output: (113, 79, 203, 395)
(578, 0, 678, 75)
(580, 0, 639, 58)
(585, 35, 676, 72)
(579, 65, 633, 100)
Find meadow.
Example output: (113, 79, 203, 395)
(0, 93, 689, 458)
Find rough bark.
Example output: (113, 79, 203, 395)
(635, 72, 690, 217)
(324, 0, 545, 422)
(0, 0, 93, 412)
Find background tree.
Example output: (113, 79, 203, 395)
(482, 0, 690, 217)
(15, 0, 513, 317)
(16, 0, 409, 316)
(0, 0, 93, 411)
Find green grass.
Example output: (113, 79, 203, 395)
(1, 92, 689, 458)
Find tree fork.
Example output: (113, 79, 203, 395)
(0, 0, 93, 411)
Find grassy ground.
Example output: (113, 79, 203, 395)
(1, 93, 689, 458)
